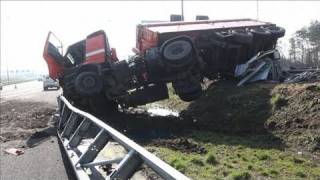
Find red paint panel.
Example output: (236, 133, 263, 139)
(136, 27, 158, 54)
(85, 34, 106, 64)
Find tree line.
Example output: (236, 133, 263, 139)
(286, 20, 320, 68)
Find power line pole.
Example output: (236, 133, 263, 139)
(256, 0, 259, 20)
(181, 0, 184, 21)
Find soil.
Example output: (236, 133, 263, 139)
(0, 100, 56, 144)
(179, 80, 320, 152)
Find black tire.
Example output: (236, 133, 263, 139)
(250, 27, 272, 39)
(74, 71, 103, 96)
(172, 80, 203, 102)
(160, 36, 194, 68)
(43, 87, 47, 91)
(265, 26, 285, 38)
(231, 29, 253, 45)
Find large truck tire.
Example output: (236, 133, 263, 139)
(250, 27, 272, 39)
(160, 36, 195, 68)
(265, 26, 285, 38)
(74, 71, 103, 96)
(172, 80, 203, 102)
(231, 29, 253, 45)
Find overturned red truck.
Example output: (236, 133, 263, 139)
(43, 18, 285, 113)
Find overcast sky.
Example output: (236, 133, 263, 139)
(1, 1, 319, 74)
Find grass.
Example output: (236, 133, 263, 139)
(228, 170, 251, 180)
(206, 153, 218, 165)
(170, 158, 187, 173)
(146, 131, 320, 180)
(270, 93, 287, 110)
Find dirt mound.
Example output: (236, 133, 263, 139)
(180, 81, 275, 133)
(0, 100, 56, 142)
(180, 81, 320, 151)
(266, 83, 320, 151)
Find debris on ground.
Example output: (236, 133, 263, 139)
(285, 70, 320, 83)
(234, 50, 320, 86)
(235, 50, 283, 86)
(4, 148, 25, 156)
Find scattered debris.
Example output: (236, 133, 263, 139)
(236, 50, 283, 86)
(235, 50, 320, 86)
(4, 148, 25, 156)
(285, 70, 320, 83)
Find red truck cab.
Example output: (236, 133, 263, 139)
(43, 30, 118, 80)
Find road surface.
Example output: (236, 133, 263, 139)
(0, 80, 75, 180)
(0, 80, 60, 104)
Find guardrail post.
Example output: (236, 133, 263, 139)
(59, 104, 71, 130)
(68, 119, 92, 148)
(109, 150, 143, 179)
(77, 129, 110, 165)
(61, 113, 80, 138)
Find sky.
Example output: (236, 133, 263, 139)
(1, 1, 320, 74)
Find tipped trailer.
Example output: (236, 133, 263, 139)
(43, 18, 284, 113)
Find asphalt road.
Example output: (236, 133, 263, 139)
(0, 80, 75, 180)
(0, 80, 60, 105)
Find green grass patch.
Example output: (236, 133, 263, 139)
(146, 131, 320, 179)
(256, 153, 270, 160)
(190, 157, 205, 166)
(292, 157, 304, 164)
(295, 171, 307, 178)
(206, 153, 218, 165)
(170, 158, 187, 173)
(228, 170, 251, 180)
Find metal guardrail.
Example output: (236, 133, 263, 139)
(57, 95, 190, 180)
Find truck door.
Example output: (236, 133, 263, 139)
(43, 32, 64, 80)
